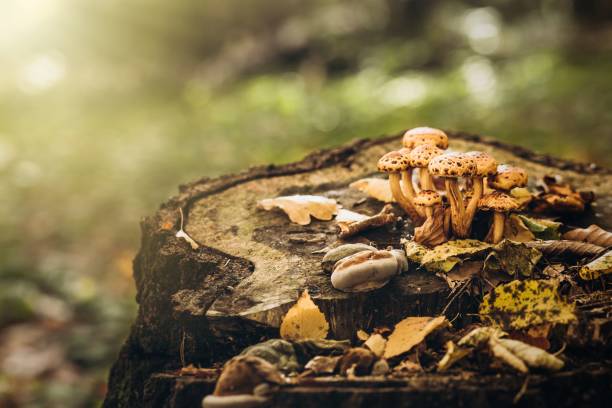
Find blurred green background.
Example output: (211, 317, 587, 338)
(1, 0, 611, 406)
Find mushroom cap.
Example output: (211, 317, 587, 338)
(427, 153, 477, 177)
(477, 191, 519, 212)
(465, 151, 498, 177)
(414, 189, 442, 206)
(409, 144, 444, 168)
(377, 151, 410, 173)
(398, 147, 412, 156)
(402, 127, 449, 149)
(331, 250, 400, 292)
(488, 164, 528, 190)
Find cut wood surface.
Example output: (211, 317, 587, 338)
(104, 130, 612, 407)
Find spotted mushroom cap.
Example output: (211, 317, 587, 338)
(465, 151, 498, 177)
(488, 164, 528, 190)
(398, 147, 412, 156)
(477, 191, 519, 212)
(378, 151, 410, 173)
(427, 153, 477, 178)
(414, 190, 442, 207)
(402, 127, 449, 149)
(409, 144, 444, 168)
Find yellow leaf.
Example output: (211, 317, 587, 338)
(349, 178, 394, 203)
(579, 250, 612, 280)
(420, 240, 491, 273)
(364, 334, 387, 358)
(479, 280, 576, 330)
(384, 316, 449, 359)
(258, 195, 338, 225)
(280, 290, 329, 341)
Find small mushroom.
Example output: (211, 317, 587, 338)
(378, 151, 422, 224)
(409, 144, 444, 193)
(428, 153, 477, 238)
(488, 164, 528, 192)
(478, 191, 520, 243)
(331, 249, 408, 293)
(463, 151, 498, 233)
(402, 127, 449, 150)
(413, 189, 442, 220)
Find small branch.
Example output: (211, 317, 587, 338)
(338, 205, 397, 239)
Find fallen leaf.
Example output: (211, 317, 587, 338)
(356, 329, 370, 342)
(441, 261, 482, 289)
(563, 225, 612, 248)
(258, 195, 339, 225)
(497, 339, 563, 371)
(483, 240, 542, 278)
(240, 339, 301, 373)
(510, 187, 533, 208)
(364, 334, 387, 358)
(504, 214, 535, 242)
(349, 178, 394, 203)
(579, 250, 612, 280)
(517, 215, 561, 240)
(479, 280, 576, 330)
(412, 240, 491, 273)
(280, 290, 329, 341)
(335, 209, 369, 223)
(304, 355, 340, 375)
(384, 316, 449, 359)
(489, 337, 528, 373)
(337, 347, 376, 376)
(526, 240, 605, 258)
(458, 327, 506, 348)
(437, 341, 472, 371)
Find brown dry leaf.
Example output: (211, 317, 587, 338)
(504, 214, 535, 242)
(489, 337, 529, 373)
(384, 316, 449, 359)
(349, 178, 394, 203)
(364, 334, 387, 358)
(442, 261, 482, 289)
(258, 195, 339, 225)
(563, 225, 612, 248)
(280, 290, 329, 341)
(526, 240, 605, 258)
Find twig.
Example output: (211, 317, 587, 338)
(180, 329, 186, 367)
(513, 376, 530, 404)
(441, 279, 471, 316)
(337, 204, 396, 239)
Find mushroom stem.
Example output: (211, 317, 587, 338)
(491, 212, 505, 243)
(419, 168, 433, 190)
(403, 170, 425, 217)
(445, 178, 467, 238)
(464, 177, 484, 232)
(389, 173, 422, 225)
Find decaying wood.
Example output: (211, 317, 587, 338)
(337, 204, 397, 239)
(104, 130, 612, 408)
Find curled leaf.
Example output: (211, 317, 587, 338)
(489, 337, 528, 373)
(579, 250, 612, 280)
(504, 214, 535, 243)
(563, 225, 612, 248)
(458, 327, 506, 348)
(384, 316, 449, 359)
(349, 178, 394, 203)
(497, 338, 564, 371)
(526, 240, 605, 258)
(258, 195, 338, 225)
(517, 215, 561, 240)
(280, 290, 329, 341)
(483, 240, 542, 278)
(437, 341, 472, 371)
(479, 280, 576, 330)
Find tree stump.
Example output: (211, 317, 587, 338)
(104, 131, 612, 407)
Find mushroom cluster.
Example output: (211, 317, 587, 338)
(378, 127, 529, 244)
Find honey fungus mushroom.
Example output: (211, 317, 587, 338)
(402, 127, 449, 150)
(410, 144, 444, 192)
(463, 151, 498, 233)
(378, 151, 422, 224)
(414, 189, 442, 220)
(478, 191, 520, 243)
(428, 153, 477, 238)
(489, 164, 528, 192)
(413, 190, 447, 246)
(398, 147, 418, 203)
